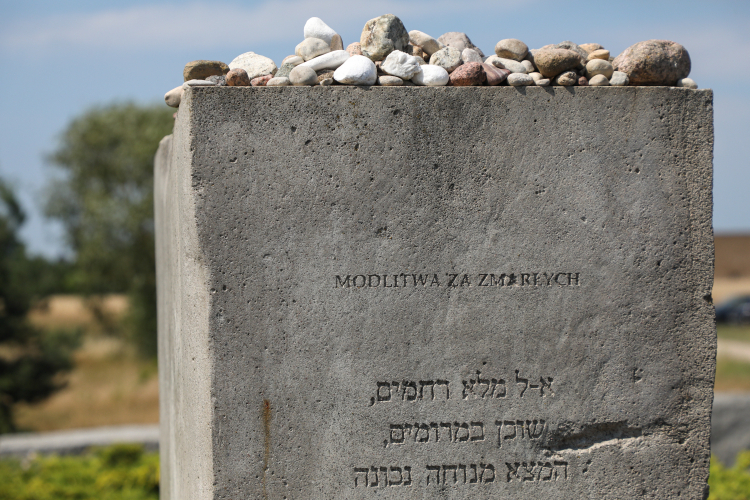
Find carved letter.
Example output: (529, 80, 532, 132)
(447, 273, 459, 287)
(440, 422, 453, 442)
(435, 380, 450, 400)
(388, 467, 402, 486)
(493, 379, 506, 398)
(506, 462, 520, 482)
(415, 423, 430, 443)
(540, 462, 554, 481)
(443, 465, 458, 484)
(478, 274, 489, 286)
(403, 466, 412, 486)
(568, 272, 580, 286)
(528, 419, 546, 439)
(554, 461, 568, 480)
(503, 420, 517, 443)
(368, 274, 381, 287)
(377, 382, 391, 402)
(459, 274, 471, 286)
(369, 466, 380, 487)
(403, 381, 417, 401)
(520, 273, 531, 285)
(352, 275, 366, 287)
(455, 422, 470, 442)
(540, 377, 554, 396)
(389, 424, 404, 445)
(515, 370, 529, 397)
(419, 380, 435, 400)
(354, 468, 368, 487)
(335, 275, 351, 288)
(430, 274, 440, 287)
(426, 466, 441, 485)
(469, 464, 478, 484)
(382, 275, 392, 288)
(470, 422, 485, 442)
(480, 463, 495, 483)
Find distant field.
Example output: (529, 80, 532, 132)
(15, 295, 159, 432)
(713, 277, 750, 305)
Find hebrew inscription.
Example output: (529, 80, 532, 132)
(353, 461, 569, 487)
(335, 272, 581, 288)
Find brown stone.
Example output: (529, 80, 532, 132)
(330, 34, 343, 51)
(578, 76, 589, 86)
(579, 43, 604, 54)
(613, 39, 691, 86)
(316, 70, 335, 82)
(251, 74, 273, 86)
(448, 61, 486, 86)
(226, 68, 251, 86)
(533, 49, 582, 78)
(183, 60, 229, 82)
(481, 63, 510, 86)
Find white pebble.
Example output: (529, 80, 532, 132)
(486, 55, 527, 74)
(411, 65, 449, 86)
(676, 77, 698, 89)
(333, 55, 377, 86)
(303, 17, 337, 45)
(507, 73, 534, 86)
(382, 50, 423, 80)
(299, 50, 350, 72)
(182, 79, 216, 88)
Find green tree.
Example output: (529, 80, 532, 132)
(0, 178, 78, 433)
(45, 103, 174, 358)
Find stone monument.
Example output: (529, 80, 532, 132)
(155, 86, 715, 499)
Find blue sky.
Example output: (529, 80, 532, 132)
(1, 0, 748, 257)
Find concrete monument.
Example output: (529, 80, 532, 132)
(156, 86, 715, 499)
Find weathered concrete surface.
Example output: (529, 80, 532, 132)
(156, 86, 715, 499)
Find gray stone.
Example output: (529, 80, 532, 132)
(609, 71, 629, 86)
(495, 38, 528, 61)
(534, 49, 582, 78)
(288, 65, 318, 86)
(377, 75, 403, 86)
(461, 48, 483, 64)
(275, 61, 298, 79)
(613, 40, 691, 86)
(408, 30, 443, 55)
(182, 79, 216, 88)
(535, 78, 551, 86)
(676, 77, 698, 89)
(206, 75, 226, 86)
(521, 60, 535, 73)
(437, 31, 485, 58)
(228, 52, 277, 80)
(507, 73, 534, 86)
(266, 77, 290, 87)
(360, 14, 409, 61)
(429, 46, 463, 73)
(296, 37, 331, 61)
(553, 70, 578, 86)
(158, 86, 715, 500)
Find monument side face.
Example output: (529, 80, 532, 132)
(158, 86, 715, 499)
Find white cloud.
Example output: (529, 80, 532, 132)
(0, 0, 521, 54)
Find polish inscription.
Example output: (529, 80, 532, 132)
(335, 272, 581, 288)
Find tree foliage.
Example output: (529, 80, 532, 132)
(45, 103, 174, 358)
(0, 178, 79, 433)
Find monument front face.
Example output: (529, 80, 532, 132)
(156, 86, 715, 499)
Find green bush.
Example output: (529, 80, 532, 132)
(710, 451, 750, 500)
(0, 444, 158, 500)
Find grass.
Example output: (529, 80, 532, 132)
(715, 358, 750, 393)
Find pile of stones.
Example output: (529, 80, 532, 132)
(165, 14, 699, 108)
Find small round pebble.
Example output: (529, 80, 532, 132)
(251, 74, 273, 86)
(528, 72, 543, 82)
(282, 55, 304, 66)
(676, 77, 698, 89)
(330, 34, 344, 51)
(449, 61, 486, 86)
(507, 73, 534, 86)
(226, 69, 251, 86)
(164, 86, 183, 107)
(554, 71, 578, 86)
(183, 79, 216, 87)
(296, 38, 331, 61)
(266, 77, 290, 87)
(521, 60, 535, 73)
(609, 71, 629, 86)
(588, 74, 609, 86)
(304, 17, 337, 45)
(585, 59, 614, 79)
(535, 78, 551, 87)
(320, 78, 334, 86)
(382, 50, 422, 79)
(333, 55, 377, 86)
(481, 64, 510, 86)
(486, 56, 527, 74)
(587, 49, 610, 61)
(461, 48, 483, 64)
(578, 76, 589, 86)
(495, 39, 528, 61)
(580, 43, 604, 54)
(378, 75, 403, 86)
(289, 66, 318, 86)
